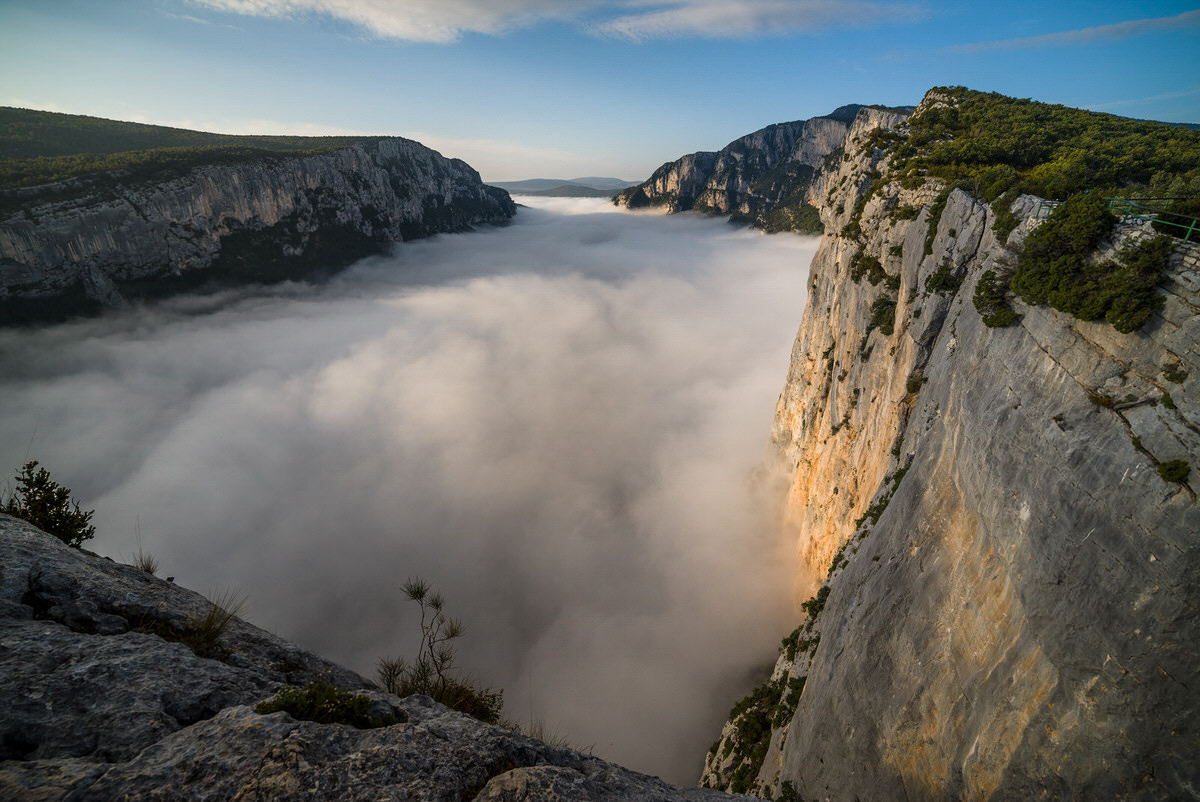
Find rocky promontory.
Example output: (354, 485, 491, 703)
(686, 89, 1200, 800)
(0, 136, 515, 322)
(0, 513, 753, 800)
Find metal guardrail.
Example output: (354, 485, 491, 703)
(1105, 197, 1198, 242)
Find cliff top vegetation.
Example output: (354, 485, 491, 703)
(888, 87, 1200, 203)
(0, 106, 383, 194)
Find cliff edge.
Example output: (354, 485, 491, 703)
(0, 513, 752, 801)
(0, 129, 515, 323)
(700, 90, 1200, 799)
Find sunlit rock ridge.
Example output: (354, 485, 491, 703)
(673, 90, 1197, 799)
(614, 104, 910, 233)
(0, 137, 514, 321)
(0, 515, 752, 801)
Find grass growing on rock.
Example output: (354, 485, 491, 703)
(256, 682, 397, 729)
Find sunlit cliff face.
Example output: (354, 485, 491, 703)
(0, 197, 817, 783)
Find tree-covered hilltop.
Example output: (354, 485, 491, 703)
(0, 106, 385, 199)
(887, 86, 1200, 203)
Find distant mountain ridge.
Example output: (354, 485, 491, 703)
(613, 105, 913, 233)
(0, 108, 515, 323)
(490, 177, 639, 192)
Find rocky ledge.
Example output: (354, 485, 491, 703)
(0, 514, 748, 801)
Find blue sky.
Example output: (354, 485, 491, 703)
(1, 1, 1198, 181)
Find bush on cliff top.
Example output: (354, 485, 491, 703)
(2, 461, 95, 548)
(1011, 193, 1173, 332)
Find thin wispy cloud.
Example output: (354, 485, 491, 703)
(948, 8, 1200, 54)
(1089, 86, 1200, 112)
(188, 0, 921, 42)
(592, 0, 920, 41)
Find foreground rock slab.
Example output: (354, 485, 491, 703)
(0, 515, 748, 801)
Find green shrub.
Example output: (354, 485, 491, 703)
(1163, 364, 1189, 384)
(2, 461, 95, 548)
(1152, 195, 1200, 240)
(973, 269, 1020, 327)
(868, 294, 897, 336)
(1157, 460, 1190, 483)
(256, 682, 397, 728)
(991, 188, 1021, 241)
(925, 262, 962, 294)
(801, 586, 830, 620)
(1011, 194, 1172, 332)
(924, 188, 952, 254)
(850, 250, 886, 284)
(1161, 392, 1176, 410)
(1100, 236, 1174, 332)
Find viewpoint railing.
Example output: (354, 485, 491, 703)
(1105, 197, 1199, 242)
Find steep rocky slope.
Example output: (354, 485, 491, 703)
(614, 106, 887, 231)
(0, 514, 752, 801)
(699, 93, 1200, 799)
(0, 137, 514, 321)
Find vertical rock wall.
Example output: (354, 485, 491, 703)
(0, 138, 515, 318)
(710, 99, 1200, 800)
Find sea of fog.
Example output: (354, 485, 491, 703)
(0, 196, 818, 783)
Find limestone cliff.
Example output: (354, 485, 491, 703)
(0, 514, 752, 801)
(614, 106, 886, 231)
(0, 138, 515, 321)
(700, 93, 1200, 799)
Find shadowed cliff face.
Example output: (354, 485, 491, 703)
(614, 113, 855, 220)
(703, 98, 1200, 800)
(0, 138, 515, 322)
(0, 197, 816, 784)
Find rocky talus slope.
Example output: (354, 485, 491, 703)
(0, 515, 751, 801)
(700, 99, 1199, 799)
(0, 138, 514, 319)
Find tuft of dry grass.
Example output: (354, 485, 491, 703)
(186, 588, 246, 659)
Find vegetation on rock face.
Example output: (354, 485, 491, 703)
(867, 294, 898, 336)
(1011, 193, 1174, 332)
(376, 578, 503, 725)
(2, 461, 95, 548)
(256, 682, 398, 729)
(924, 262, 962, 294)
(1157, 459, 1190, 484)
(972, 269, 1020, 327)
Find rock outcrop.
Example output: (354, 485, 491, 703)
(614, 106, 879, 228)
(698, 94, 1200, 799)
(0, 514, 753, 800)
(0, 138, 515, 322)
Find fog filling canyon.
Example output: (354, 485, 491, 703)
(0, 197, 817, 783)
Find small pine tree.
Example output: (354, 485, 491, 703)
(3, 461, 95, 548)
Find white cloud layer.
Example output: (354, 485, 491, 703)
(189, 0, 917, 42)
(0, 198, 817, 783)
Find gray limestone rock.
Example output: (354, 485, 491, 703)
(0, 516, 752, 801)
(0, 138, 515, 320)
(742, 90, 1200, 801)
